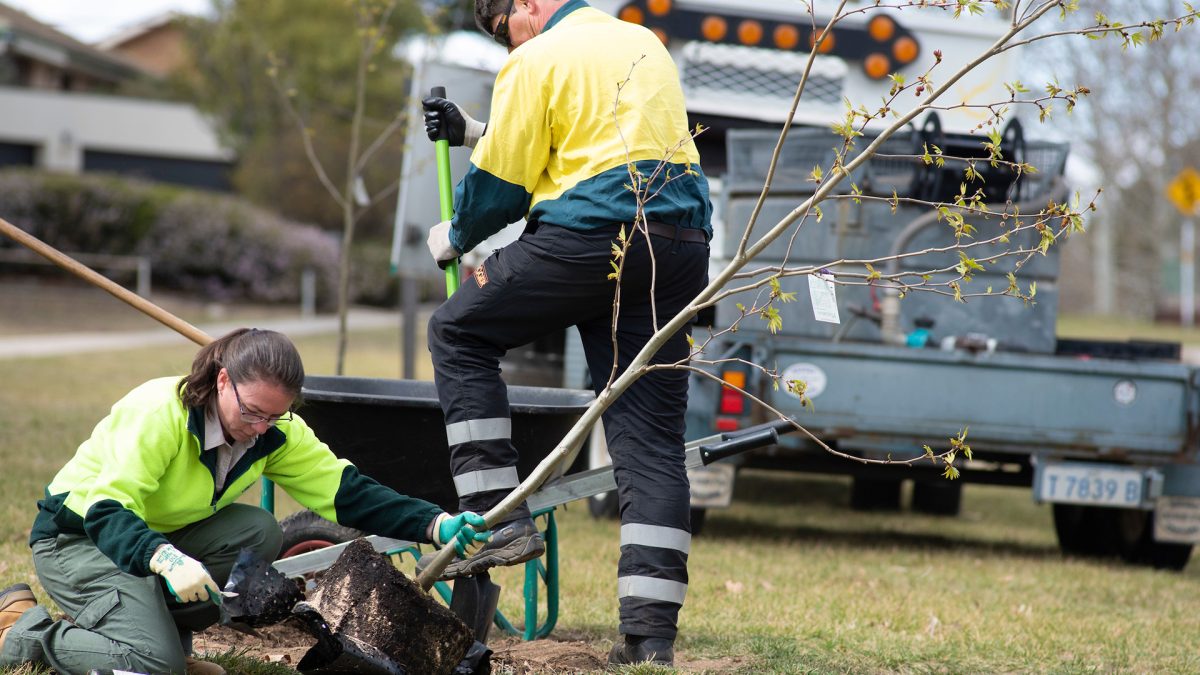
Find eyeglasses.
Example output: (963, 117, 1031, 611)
(489, 0, 516, 48)
(228, 375, 293, 424)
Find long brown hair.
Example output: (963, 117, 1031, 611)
(177, 328, 305, 410)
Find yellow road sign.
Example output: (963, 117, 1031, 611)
(1167, 167, 1200, 216)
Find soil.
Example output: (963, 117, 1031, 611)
(196, 620, 317, 669)
(196, 624, 750, 674)
(193, 541, 749, 673)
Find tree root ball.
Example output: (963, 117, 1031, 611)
(294, 538, 473, 675)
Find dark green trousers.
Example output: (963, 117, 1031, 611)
(0, 504, 282, 675)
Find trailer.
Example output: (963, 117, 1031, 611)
(682, 123, 1200, 570)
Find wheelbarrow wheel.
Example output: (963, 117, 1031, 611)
(277, 510, 364, 560)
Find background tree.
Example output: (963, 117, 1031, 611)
(1030, 0, 1200, 318)
(173, 0, 428, 371)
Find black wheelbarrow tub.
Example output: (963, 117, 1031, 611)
(297, 376, 595, 511)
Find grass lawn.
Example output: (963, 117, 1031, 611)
(2, 283, 1199, 673)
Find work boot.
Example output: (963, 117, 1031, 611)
(417, 517, 544, 581)
(607, 635, 675, 667)
(0, 583, 37, 652)
(185, 656, 227, 675)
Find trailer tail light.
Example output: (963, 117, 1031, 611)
(715, 416, 740, 432)
(715, 370, 747, 432)
(719, 370, 746, 414)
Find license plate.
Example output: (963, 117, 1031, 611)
(1038, 463, 1144, 507)
(688, 464, 735, 508)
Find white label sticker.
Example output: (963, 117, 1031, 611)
(807, 273, 840, 324)
(780, 362, 827, 399)
(1155, 496, 1200, 544)
(1113, 379, 1137, 406)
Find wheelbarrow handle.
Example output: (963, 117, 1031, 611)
(431, 85, 460, 295)
(699, 418, 796, 466)
(721, 417, 796, 441)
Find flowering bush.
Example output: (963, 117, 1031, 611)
(0, 169, 342, 307)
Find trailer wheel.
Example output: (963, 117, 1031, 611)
(1114, 509, 1194, 571)
(911, 481, 963, 516)
(277, 510, 364, 560)
(1052, 504, 1119, 557)
(588, 491, 620, 519)
(849, 477, 902, 511)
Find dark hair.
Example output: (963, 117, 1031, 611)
(474, 0, 513, 35)
(178, 328, 305, 410)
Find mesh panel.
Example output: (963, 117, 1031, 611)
(680, 42, 845, 105)
(1020, 141, 1070, 200)
(862, 135, 918, 195)
(683, 61, 842, 103)
(726, 128, 842, 194)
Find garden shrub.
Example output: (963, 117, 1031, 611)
(0, 169, 343, 308)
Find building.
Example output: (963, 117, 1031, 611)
(97, 12, 189, 79)
(0, 3, 232, 190)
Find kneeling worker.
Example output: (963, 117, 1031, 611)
(0, 328, 489, 675)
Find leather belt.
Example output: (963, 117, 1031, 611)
(642, 221, 708, 244)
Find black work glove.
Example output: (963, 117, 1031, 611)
(422, 96, 487, 148)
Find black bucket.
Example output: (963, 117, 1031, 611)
(298, 376, 594, 511)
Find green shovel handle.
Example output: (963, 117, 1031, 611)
(432, 86, 459, 296)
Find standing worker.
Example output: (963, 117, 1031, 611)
(0, 328, 489, 675)
(420, 0, 711, 666)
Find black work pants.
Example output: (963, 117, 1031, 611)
(428, 222, 708, 639)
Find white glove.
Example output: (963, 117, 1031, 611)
(460, 109, 487, 149)
(427, 220, 461, 264)
(149, 544, 219, 604)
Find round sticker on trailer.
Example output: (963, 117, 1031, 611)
(781, 362, 827, 399)
(1113, 379, 1136, 406)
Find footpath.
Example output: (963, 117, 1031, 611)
(0, 308, 400, 360)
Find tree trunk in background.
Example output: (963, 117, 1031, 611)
(1028, 0, 1200, 318)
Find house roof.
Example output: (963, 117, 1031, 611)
(95, 11, 180, 52)
(0, 2, 143, 82)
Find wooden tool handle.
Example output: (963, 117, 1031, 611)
(0, 216, 213, 346)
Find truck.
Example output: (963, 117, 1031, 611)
(396, 0, 1200, 570)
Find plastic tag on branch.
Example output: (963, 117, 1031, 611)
(807, 272, 840, 324)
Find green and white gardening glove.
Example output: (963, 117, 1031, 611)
(149, 543, 219, 604)
(432, 511, 491, 558)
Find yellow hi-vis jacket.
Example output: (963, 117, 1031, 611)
(449, 0, 712, 254)
(31, 376, 441, 576)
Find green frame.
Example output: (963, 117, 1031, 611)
(262, 478, 560, 641)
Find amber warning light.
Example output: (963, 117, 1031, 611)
(615, 1, 920, 79)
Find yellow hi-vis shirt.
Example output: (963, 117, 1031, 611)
(449, 0, 712, 254)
